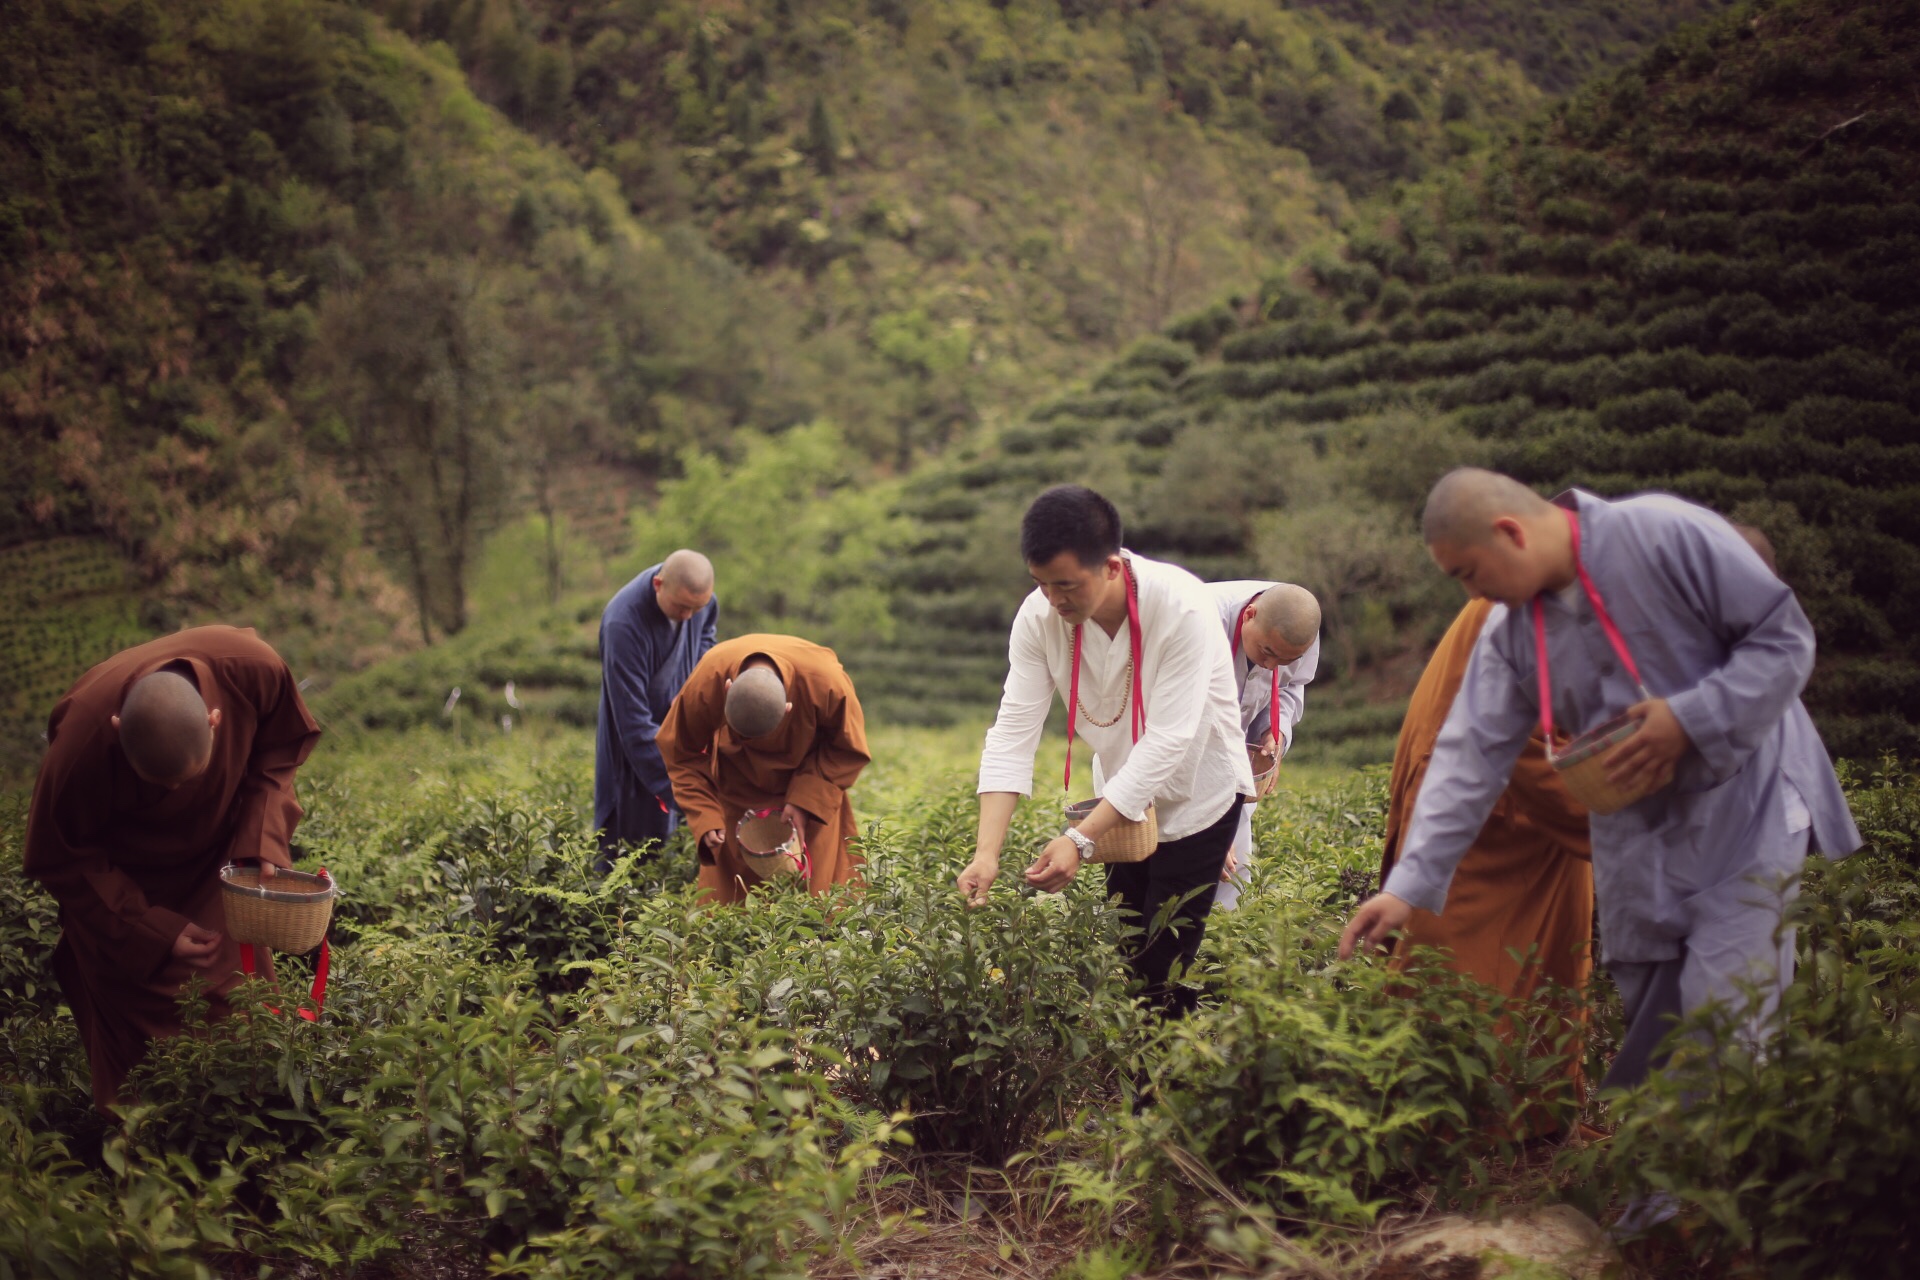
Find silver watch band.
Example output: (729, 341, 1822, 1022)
(1064, 826, 1097, 860)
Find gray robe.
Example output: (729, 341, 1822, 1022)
(1383, 488, 1858, 968)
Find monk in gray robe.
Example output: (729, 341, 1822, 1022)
(1340, 469, 1858, 1092)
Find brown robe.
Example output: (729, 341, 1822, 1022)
(1380, 601, 1594, 1100)
(658, 635, 870, 905)
(23, 626, 321, 1108)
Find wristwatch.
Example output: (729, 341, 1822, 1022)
(1063, 825, 1097, 862)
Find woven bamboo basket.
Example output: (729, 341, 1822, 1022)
(1247, 744, 1281, 801)
(1548, 713, 1662, 816)
(1064, 798, 1159, 864)
(219, 865, 336, 953)
(736, 813, 803, 879)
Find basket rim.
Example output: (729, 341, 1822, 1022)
(219, 863, 338, 905)
(1548, 712, 1641, 769)
(1063, 797, 1157, 820)
(736, 814, 800, 856)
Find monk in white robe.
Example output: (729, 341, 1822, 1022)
(1203, 581, 1320, 910)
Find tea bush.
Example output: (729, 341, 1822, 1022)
(1573, 853, 1920, 1277)
(6, 729, 1920, 1275)
(1136, 927, 1578, 1227)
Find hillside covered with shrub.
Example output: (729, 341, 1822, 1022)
(871, 0, 1920, 763)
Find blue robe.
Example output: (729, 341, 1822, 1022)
(594, 565, 718, 859)
(1383, 489, 1859, 1082)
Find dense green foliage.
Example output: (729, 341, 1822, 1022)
(1291, 0, 1738, 94)
(878, 0, 1920, 762)
(5, 728, 1920, 1276)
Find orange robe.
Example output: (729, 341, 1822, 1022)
(23, 627, 321, 1108)
(1381, 601, 1594, 1091)
(657, 635, 870, 905)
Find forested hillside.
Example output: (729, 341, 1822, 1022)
(871, 0, 1920, 763)
(1, 0, 1564, 770)
(0, 0, 1834, 774)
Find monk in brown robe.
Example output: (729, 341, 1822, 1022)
(24, 626, 321, 1109)
(657, 635, 870, 905)
(1380, 599, 1594, 1105)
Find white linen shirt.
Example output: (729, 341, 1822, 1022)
(977, 551, 1255, 840)
(1205, 580, 1319, 755)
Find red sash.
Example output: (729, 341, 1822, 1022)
(1531, 506, 1649, 746)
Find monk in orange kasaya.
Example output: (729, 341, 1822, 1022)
(657, 635, 870, 904)
(24, 626, 322, 1109)
(1380, 599, 1595, 1114)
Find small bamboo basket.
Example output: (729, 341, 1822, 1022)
(1548, 713, 1656, 816)
(1247, 744, 1281, 801)
(219, 865, 337, 953)
(1064, 798, 1159, 864)
(736, 813, 804, 879)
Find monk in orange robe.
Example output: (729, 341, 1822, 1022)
(1380, 599, 1594, 1103)
(657, 635, 870, 905)
(24, 626, 322, 1108)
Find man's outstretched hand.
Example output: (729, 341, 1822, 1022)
(956, 856, 999, 906)
(171, 921, 226, 972)
(1337, 892, 1414, 960)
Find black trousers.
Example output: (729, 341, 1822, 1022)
(1104, 796, 1242, 1017)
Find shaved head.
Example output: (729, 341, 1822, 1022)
(1421, 468, 1555, 547)
(117, 671, 213, 785)
(1253, 583, 1320, 649)
(660, 549, 713, 595)
(1733, 522, 1778, 575)
(725, 663, 788, 738)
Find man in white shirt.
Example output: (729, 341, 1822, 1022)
(958, 486, 1255, 1015)
(1205, 582, 1320, 910)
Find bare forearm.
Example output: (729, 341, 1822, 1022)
(974, 792, 1021, 864)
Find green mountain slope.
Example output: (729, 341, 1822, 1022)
(1289, 0, 1739, 94)
(876, 0, 1920, 762)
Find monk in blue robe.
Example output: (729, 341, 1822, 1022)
(594, 550, 718, 869)
(1341, 469, 1859, 1092)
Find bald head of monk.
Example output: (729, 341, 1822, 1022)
(724, 659, 791, 739)
(1732, 522, 1779, 576)
(654, 549, 714, 622)
(111, 670, 221, 787)
(1421, 467, 1577, 609)
(1240, 583, 1320, 670)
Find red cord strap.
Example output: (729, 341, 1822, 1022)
(1231, 596, 1284, 750)
(1531, 506, 1649, 746)
(238, 938, 329, 1022)
(1064, 560, 1145, 790)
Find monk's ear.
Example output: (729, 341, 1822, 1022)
(208, 707, 222, 732)
(110, 714, 121, 732)
(1492, 515, 1527, 549)
(783, 701, 793, 715)
(724, 677, 734, 692)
